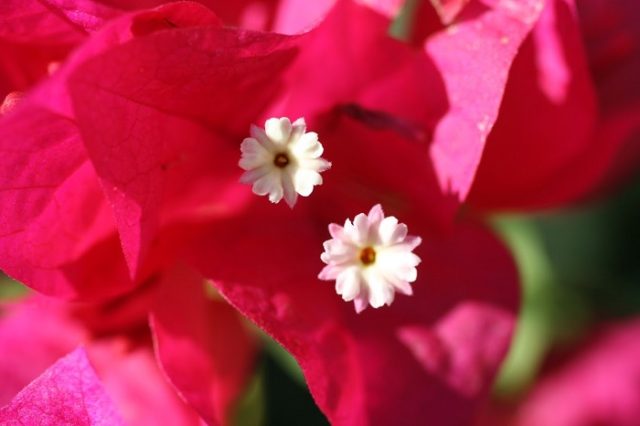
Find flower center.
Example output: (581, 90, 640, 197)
(359, 246, 376, 266)
(273, 152, 290, 168)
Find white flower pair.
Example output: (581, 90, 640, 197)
(239, 117, 421, 313)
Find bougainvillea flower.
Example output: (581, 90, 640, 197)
(467, 0, 640, 210)
(0, 347, 124, 425)
(0, 293, 252, 425)
(179, 115, 519, 425)
(476, 319, 640, 426)
(0, 0, 541, 298)
(276, 0, 544, 206)
(239, 117, 331, 207)
(514, 319, 640, 426)
(0, 0, 544, 423)
(319, 204, 422, 312)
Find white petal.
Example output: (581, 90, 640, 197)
(394, 280, 413, 296)
(319, 205, 423, 312)
(239, 139, 272, 169)
(367, 274, 392, 308)
(390, 223, 408, 244)
(289, 117, 307, 142)
(378, 216, 399, 245)
(265, 117, 292, 145)
(324, 241, 356, 264)
(267, 183, 284, 204)
(241, 117, 329, 207)
(292, 132, 323, 158)
(252, 174, 279, 197)
(239, 166, 270, 184)
(336, 268, 360, 301)
(250, 124, 275, 150)
(281, 171, 298, 208)
(319, 264, 344, 280)
(368, 204, 384, 224)
(294, 169, 322, 197)
(300, 157, 331, 172)
(391, 265, 418, 282)
(353, 294, 369, 313)
(353, 213, 370, 245)
(328, 223, 345, 240)
(401, 235, 422, 251)
(343, 219, 356, 239)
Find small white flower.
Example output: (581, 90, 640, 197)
(318, 204, 422, 313)
(239, 117, 331, 208)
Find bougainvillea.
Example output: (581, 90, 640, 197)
(1, 0, 638, 425)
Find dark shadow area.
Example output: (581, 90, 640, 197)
(262, 352, 329, 426)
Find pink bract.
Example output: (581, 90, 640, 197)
(0, 0, 553, 424)
(0, 294, 252, 425)
(0, 347, 124, 425)
(515, 319, 640, 426)
(468, 0, 640, 210)
(476, 319, 640, 426)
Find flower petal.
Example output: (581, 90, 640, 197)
(0, 347, 124, 425)
(469, 0, 602, 209)
(0, 107, 131, 300)
(67, 7, 294, 278)
(149, 264, 257, 426)
(424, 0, 545, 201)
(187, 203, 519, 425)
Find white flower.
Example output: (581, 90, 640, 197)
(318, 204, 422, 313)
(239, 117, 331, 208)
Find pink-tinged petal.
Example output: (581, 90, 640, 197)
(0, 299, 84, 405)
(66, 13, 296, 279)
(0, 107, 131, 300)
(88, 340, 202, 426)
(271, 0, 335, 34)
(514, 319, 640, 426)
(425, 0, 544, 201)
(468, 0, 602, 210)
(187, 201, 519, 426)
(150, 265, 257, 426)
(0, 347, 124, 425)
(0, 297, 201, 425)
(397, 302, 514, 397)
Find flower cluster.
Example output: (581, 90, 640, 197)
(0, 0, 639, 425)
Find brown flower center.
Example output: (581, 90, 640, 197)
(359, 246, 376, 266)
(273, 152, 290, 168)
